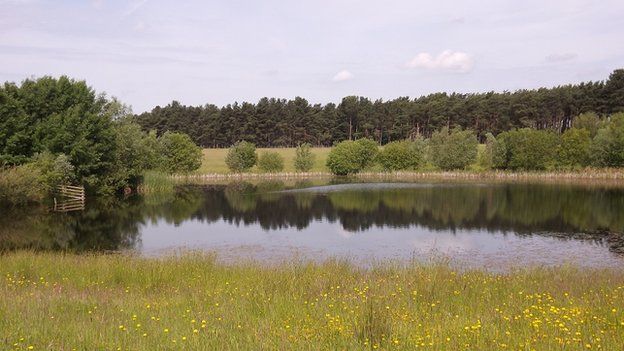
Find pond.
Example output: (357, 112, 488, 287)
(2, 180, 624, 269)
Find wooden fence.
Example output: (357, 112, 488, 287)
(53, 185, 85, 212)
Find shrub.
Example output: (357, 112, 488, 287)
(326, 141, 366, 175)
(159, 132, 203, 173)
(112, 122, 163, 184)
(573, 112, 603, 138)
(0, 165, 47, 207)
(294, 143, 315, 172)
(257, 152, 284, 173)
(477, 133, 496, 170)
(557, 128, 591, 169)
(225, 141, 257, 173)
(503, 128, 559, 170)
(354, 138, 379, 169)
(491, 132, 510, 169)
(590, 113, 624, 167)
(377, 139, 425, 171)
(428, 127, 478, 170)
(31, 151, 76, 189)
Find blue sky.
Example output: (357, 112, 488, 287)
(1, 0, 623, 112)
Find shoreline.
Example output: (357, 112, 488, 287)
(174, 169, 624, 184)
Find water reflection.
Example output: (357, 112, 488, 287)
(1, 181, 623, 262)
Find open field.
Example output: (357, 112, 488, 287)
(1, 252, 623, 350)
(199, 147, 332, 174)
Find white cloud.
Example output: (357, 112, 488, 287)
(406, 50, 474, 73)
(545, 53, 577, 62)
(332, 70, 353, 82)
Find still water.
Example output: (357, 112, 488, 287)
(2, 180, 624, 268)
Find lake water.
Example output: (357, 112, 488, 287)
(2, 180, 624, 269)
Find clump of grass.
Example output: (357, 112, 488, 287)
(1, 252, 623, 350)
(138, 170, 175, 194)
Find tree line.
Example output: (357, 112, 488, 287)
(0, 76, 203, 203)
(135, 69, 624, 147)
(321, 112, 624, 175)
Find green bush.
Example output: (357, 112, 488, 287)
(557, 128, 591, 169)
(377, 139, 425, 171)
(225, 141, 257, 173)
(159, 131, 203, 174)
(428, 127, 478, 170)
(573, 112, 603, 138)
(354, 138, 379, 169)
(590, 113, 624, 167)
(477, 133, 496, 170)
(0, 165, 47, 207)
(326, 141, 366, 175)
(257, 152, 284, 173)
(294, 143, 315, 172)
(496, 129, 559, 170)
(491, 133, 509, 169)
(112, 122, 163, 184)
(31, 151, 75, 189)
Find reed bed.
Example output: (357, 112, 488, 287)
(175, 169, 624, 185)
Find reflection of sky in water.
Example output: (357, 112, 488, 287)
(138, 218, 621, 269)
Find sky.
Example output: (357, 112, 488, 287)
(1, 0, 623, 113)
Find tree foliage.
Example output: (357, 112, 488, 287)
(590, 113, 624, 167)
(257, 152, 284, 173)
(496, 129, 560, 170)
(377, 139, 426, 171)
(294, 143, 315, 172)
(326, 140, 377, 175)
(225, 141, 257, 173)
(0, 76, 203, 194)
(159, 132, 203, 174)
(354, 138, 378, 169)
(135, 70, 624, 147)
(557, 128, 591, 169)
(428, 127, 478, 170)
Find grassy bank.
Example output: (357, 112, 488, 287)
(197, 147, 624, 183)
(1, 252, 623, 350)
(200, 147, 331, 174)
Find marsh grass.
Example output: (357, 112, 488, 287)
(138, 170, 175, 194)
(1, 252, 623, 350)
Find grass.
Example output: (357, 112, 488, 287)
(1, 252, 623, 350)
(194, 147, 624, 184)
(199, 147, 331, 174)
(138, 170, 175, 194)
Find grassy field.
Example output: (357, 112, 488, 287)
(1, 252, 623, 350)
(199, 147, 331, 174)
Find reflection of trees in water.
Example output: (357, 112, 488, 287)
(2, 181, 623, 254)
(0, 198, 143, 252)
(210, 182, 624, 253)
